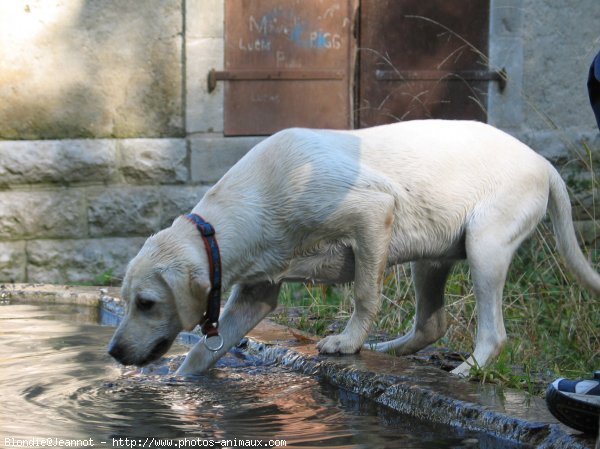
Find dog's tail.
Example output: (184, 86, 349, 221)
(547, 165, 600, 294)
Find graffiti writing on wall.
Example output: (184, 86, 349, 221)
(236, 4, 345, 56)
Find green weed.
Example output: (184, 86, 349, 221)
(93, 268, 117, 286)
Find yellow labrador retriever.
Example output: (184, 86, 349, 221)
(108, 120, 600, 376)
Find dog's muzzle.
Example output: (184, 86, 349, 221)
(107, 337, 171, 366)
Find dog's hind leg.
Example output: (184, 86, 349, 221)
(451, 237, 512, 377)
(177, 282, 281, 375)
(366, 259, 454, 354)
(451, 206, 543, 376)
(317, 192, 395, 355)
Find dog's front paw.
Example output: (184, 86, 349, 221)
(317, 334, 361, 354)
(175, 341, 219, 376)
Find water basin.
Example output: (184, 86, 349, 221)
(0, 302, 524, 448)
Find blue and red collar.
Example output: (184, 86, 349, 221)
(184, 213, 222, 342)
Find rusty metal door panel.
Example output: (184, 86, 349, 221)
(221, 0, 357, 136)
(359, 0, 491, 127)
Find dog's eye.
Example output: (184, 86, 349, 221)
(136, 296, 155, 312)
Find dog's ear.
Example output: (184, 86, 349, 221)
(161, 267, 210, 331)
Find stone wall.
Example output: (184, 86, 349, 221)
(0, 0, 184, 139)
(517, 0, 600, 222)
(488, 0, 600, 242)
(489, 0, 599, 139)
(0, 136, 262, 283)
(0, 0, 251, 284)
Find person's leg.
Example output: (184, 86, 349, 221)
(587, 51, 600, 129)
(545, 371, 600, 435)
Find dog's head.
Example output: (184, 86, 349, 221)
(108, 220, 211, 366)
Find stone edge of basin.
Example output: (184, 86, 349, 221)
(244, 336, 593, 449)
(0, 282, 119, 306)
(1, 283, 595, 449)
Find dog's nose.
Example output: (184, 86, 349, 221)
(108, 341, 125, 363)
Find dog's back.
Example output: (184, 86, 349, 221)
(206, 120, 554, 263)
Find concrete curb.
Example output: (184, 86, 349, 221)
(243, 327, 594, 449)
(2, 284, 596, 449)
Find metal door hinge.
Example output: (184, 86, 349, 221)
(208, 69, 345, 93)
(375, 68, 507, 91)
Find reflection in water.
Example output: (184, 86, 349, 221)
(0, 303, 520, 448)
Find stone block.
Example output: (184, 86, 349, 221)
(187, 0, 223, 39)
(160, 186, 211, 228)
(186, 38, 225, 133)
(487, 36, 524, 131)
(87, 187, 161, 237)
(0, 1, 183, 139)
(26, 237, 146, 284)
(521, 0, 599, 131)
(518, 129, 600, 164)
(0, 140, 117, 187)
(574, 220, 600, 246)
(490, 0, 523, 37)
(191, 136, 264, 183)
(120, 139, 188, 184)
(0, 190, 86, 239)
(186, 0, 224, 133)
(0, 241, 26, 283)
(572, 189, 600, 222)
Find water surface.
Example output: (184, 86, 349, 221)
(0, 303, 522, 448)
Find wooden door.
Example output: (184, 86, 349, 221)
(358, 0, 494, 127)
(217, 0, 358, 136)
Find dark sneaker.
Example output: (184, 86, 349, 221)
(545, 371, 600, 434)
